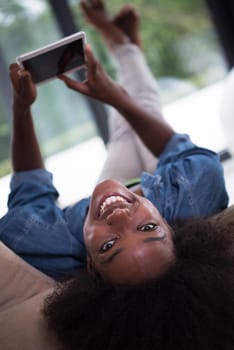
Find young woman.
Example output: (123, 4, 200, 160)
(0, 2, 233, 349)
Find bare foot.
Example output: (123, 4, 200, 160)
(113, 4, 141, 48)
(80, 0, 130, 49)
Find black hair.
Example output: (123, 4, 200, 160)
(43, 215, 234, 350)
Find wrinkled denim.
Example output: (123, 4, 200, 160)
(0, 133, 228, 279)
(141, 133, 228, 221)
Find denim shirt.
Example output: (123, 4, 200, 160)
(141, 133, 228, 221)
(0, 133, 228, 279)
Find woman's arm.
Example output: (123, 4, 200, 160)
(9, 63, 44, 171)
(59, 45, 174, 156)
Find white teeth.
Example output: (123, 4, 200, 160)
(100, 195, 127, 216)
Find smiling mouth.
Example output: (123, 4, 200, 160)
(98, 194, 131, 218)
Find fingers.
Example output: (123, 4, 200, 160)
(9, 63, 31, 85)
(18, 70, 33, 94)
(9, 63, 20, 81)
(85, 44, 99, 78)
(9, 62, 36, 105)
(9, 63, 19, 72)
(9, 63, 22, 92)
(59, 44, 105, 99)
(59, 74, 89, 95)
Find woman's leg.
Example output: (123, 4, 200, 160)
(98, 42, 162, 182)
(81, 1, 162, 182)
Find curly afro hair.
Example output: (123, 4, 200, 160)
(43, 215, 234, 350)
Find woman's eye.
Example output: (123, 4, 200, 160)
(100, 239, 116, 253)
(138, 223, 158, 232)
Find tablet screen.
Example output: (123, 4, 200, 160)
(22, 38, 85, 84)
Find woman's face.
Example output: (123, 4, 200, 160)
(84, 180, 175, 285)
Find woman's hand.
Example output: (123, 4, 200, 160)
(10, 63, 37, 111)
(59, 45, 125, 106)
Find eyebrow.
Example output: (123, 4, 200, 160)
(100, 235, 166, 265)
(101, 248, 123, 265)
(143, 235, 166, 243)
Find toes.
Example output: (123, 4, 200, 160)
(84, 0, 104, 10)
(113, 4, 138, 23)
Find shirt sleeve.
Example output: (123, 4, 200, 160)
(142, 133, 229, 221)
(7, 169, 59, 210)
(157, 133, 209, 166)
(1, 169, 90, 280)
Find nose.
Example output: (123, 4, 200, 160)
(106, 207, 131, 226)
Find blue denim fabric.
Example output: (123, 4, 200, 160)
(0, 169, 90, 279)
(141, 134, 229, 221)
(0, 134, 228, 279)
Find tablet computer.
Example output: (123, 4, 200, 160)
(16, 31, 87, 84)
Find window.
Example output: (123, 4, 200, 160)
(0, 0, 231, 215)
